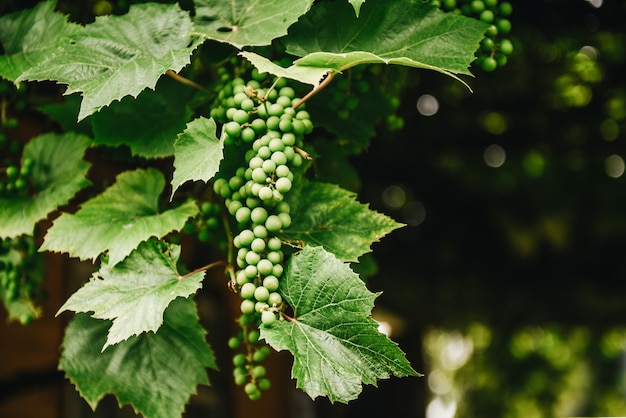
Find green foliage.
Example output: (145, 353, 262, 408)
(194, 0, 315, 49)
(16, 2, 203, 120)
(171, 116, 222, 197)
(57, 239, 206, 350)
(0, 132, 92, 238)
(281, 180, 404, 262)
(0, 0, 502, 415)
(60, 298, 216, 418)
(261, 246, 419, 403)
(41, 168, 198, 266)
(0, 1, 81, 81)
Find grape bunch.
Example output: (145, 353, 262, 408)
(431, 0, 513, 72)
(0, 235, 43, 323)
(1, 81, 33, 197)
(211, 71, 312, 399)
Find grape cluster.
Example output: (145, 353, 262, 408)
(431, 0, 513, 72)
(182, 201, 222, 243)
(211, 72, 312, 399)
(0, 235, 42, 323)
(0, 81, 32, 197)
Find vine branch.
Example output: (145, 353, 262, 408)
(166, 69, 214, 94)
(178, 259, 227, 280)
(293, 71, 336, 110)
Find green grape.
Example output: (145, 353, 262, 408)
(254, 285, 270, 302)
(252, 365, 266, 379)
(240, 282, 256, 299)
(257, 378, 271, 391)
(263, 275, 280, 292)
(480, 56, 498, 72)
(228, 336, 241, 349)
(261, 310, 276, 326)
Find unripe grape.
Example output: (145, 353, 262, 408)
(257, 259, 274, 276)
(244, 382, 258, 396)
(255, 301, 269, 312)
(268, 103, 284, 117)
(263, 275, 279, 292)
(266, 250, 283, 265)
(241, 127, 256, 143)
(245, 250, 261, 266)
(240, 282, 256, 299)
(265, 215, 282, 233)
(262, 159, 276, 174)
(499, 38, 514, 56)
(253, 225, 268, 239)
(250, 207, 269, 224)
(253, 346, 271, 362)
(228, 336, 241, 349)
(251, 237, 266, 253)
(275, 177, 292, 194)
(258, 186, 273, 202)
(277, 212, 291, 229)
(224, 121, 241, 137)
(268, 292, 282, 306)
(258, 378, 271, 391)
(261, 310, 276, 326)
(239, 299, 254, 314)
(252, 365, 266, 378)
(235, 206, 251, 223)
(248, 329, 260, 343)
(254, 285, 270, 302)
(233, 353, 247, 367)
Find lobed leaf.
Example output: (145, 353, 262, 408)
(193, 0, 314, 49)
(40, 168, 199, 266)
(280, 180, 404, 262)
(0, 132, 92, 239)
(171, 116, 223, 198)
(0, 1, 81, 82)
(17, 3, 203, 121)
(60, 297, 217, 418)
(260, 246, 419, 403)
(283, 0, 489, 81)
(57, 239, 206, 350)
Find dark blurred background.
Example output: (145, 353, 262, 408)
(2, 0, 626, 417)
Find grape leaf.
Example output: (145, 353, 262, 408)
(193, 0, 314, 49)
(283, 0, 489, 81)
(240, 51, 331, 87)
(60, 297, 216, 418)
(36, 94, 94, 137)
(279, 180, 404, 262)
(40, 168, 199, 267)
(348, 0, 366, 17)
(0, 132, 92, 239)
(171, 116, 223, 198)
(260, 246, 419, 403)
(92, 77, 194, 159)
(0, 1, 81, 82)
(17, 3, 203, 121)
(57, 239, 206, 350)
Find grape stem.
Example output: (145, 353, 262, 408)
(178, 259, 227, 280)
(166, 69, 214, 94)
(293, 71, 336, 110)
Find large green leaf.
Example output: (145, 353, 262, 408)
(171, 116, 223, 198)
(261, 246, 418, 403)
(57, 239, 205, 350)
(283, 0, 489, 79)
(193, 0, 314, 49)
(279, 181, 404, 262)
(0, 132, 92, 239)
(0, 1, 80, 82)
(40, 168, 199, 266)
(17, 3, 202, 121)
(92, 77, 194, 159)
(60, 297, 216, 418)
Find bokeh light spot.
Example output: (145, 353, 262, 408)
(417, 94, 439, 116)
(605, 154, 625, 178)
(484, 144, 506, 168)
